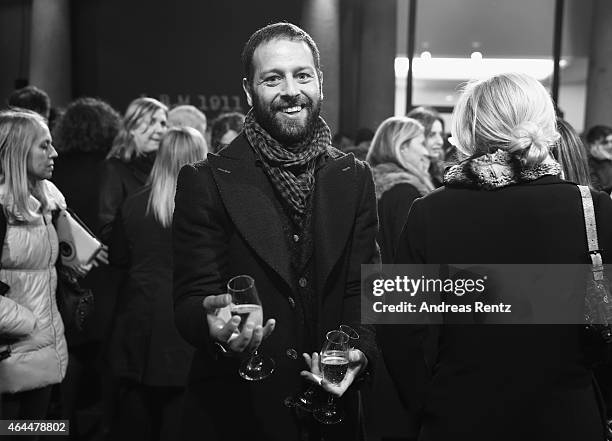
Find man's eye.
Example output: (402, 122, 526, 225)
(297, 73, 312, 81)
(264, 76, 281, 85)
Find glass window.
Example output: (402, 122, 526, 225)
(395, 0, 558, 112)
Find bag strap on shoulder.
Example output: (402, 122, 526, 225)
(579, 185, 604, 281)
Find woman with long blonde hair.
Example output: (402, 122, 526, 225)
(0, 110, 67, 425)
(98, 97, 168, 242)
(366, 116, 434, 263)
(108, 127, 207, 440)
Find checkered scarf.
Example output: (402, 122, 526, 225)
(244, 110, 330, 221)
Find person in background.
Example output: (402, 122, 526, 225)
(51, 97, 121, 438)
(0, 110, 73, 439)
(97, 96, 167, 439)
(168, 105, 208, 140)
(98, 97, 168, 243)
(380, 72, 612, 441)
(345, 127, 374, 161)
(554, 118, 612, 435)
(554, 118, 591, 186)
(331, 132, 353, 151)
(366, 116, 434, 263)
(585, 124, 612, 193)
(365, 116, 434, 441)
(407, 106, 445, 187)
(209, 111, 245, 153)
(110, 127, 206, 441)
(7, 85, 51, 122)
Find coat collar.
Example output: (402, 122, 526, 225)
(208, 134, 356, 292)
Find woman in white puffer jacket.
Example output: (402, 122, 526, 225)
(0, 109, 68, 422)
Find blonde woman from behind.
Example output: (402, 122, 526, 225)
(380, 72, 612, 441)
(108, 127, 207, 441)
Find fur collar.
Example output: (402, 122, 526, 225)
(372, 162, 435, 199)
(444, 150, 562, 190)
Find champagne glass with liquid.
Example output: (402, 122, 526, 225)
(228, 275, 275, 381)
(287, 325, 359, 412)
(313, 330, 350, 424)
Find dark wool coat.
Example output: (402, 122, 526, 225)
(173, 134, 379, 441)
(589, 156, 612, 194)
(377, 183, 422, 264)
(379, 176, 612, 441)
(98, 155, 153, 243)
(109, 187, 193, 387)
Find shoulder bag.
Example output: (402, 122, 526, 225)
(52, 209, 95, 336)
(579, 186, 612, 347)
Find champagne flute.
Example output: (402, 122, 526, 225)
(228, 275, 275, 381)
(288, 325, 359, 412)
(313, 330, 350, 424)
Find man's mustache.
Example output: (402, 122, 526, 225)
(272, 96, 312, 110)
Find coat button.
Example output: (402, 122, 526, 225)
(286, 348, 298, 360)
(293, 234, 300, 243)
(288, 296, 296, 308)
(298, 277, 307, 288)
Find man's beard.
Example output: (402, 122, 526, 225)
(252, 93, 321, 147)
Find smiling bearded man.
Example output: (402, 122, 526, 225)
(172, 22, 379, 441)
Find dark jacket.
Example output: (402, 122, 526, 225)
(377, 183, 421, 264)
(98, 154, 154, 243)
(172, 134, 379, 441)
(109, 186, 193, 386)
(589, 156, 612, 194)
(379, 176, 612, 441)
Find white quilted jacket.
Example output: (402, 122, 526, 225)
(0, 180, 68, 393)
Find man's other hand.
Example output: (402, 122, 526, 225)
(300, 349, 368, 397)
(203, 293, 275, 355)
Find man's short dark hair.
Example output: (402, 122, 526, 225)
(586, 125, 612, 145)
(241, 22, 321, 87)
(7, 85, 51, 119)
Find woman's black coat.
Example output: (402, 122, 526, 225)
(109, 186, 193, 386)
(379, 176, 612, 441)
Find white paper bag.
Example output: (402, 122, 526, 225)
(55, 210, 102, 270)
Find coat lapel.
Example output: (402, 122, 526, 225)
(208, 136, 293, 290)
(314, 154, 357, 292)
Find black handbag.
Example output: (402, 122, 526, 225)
(579, 186, 612, 360)
(52, 209, 95, 336)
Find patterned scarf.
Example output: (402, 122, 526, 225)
(244, 110, 330, 221)
(444, 149, 562, 190)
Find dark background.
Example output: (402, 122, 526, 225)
(72, 0, 304, 119)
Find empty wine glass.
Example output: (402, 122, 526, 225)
(228, 275, 275, 381)
(313, 330, 350, 424)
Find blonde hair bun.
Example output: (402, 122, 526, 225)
(509, 121, 545, 153)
